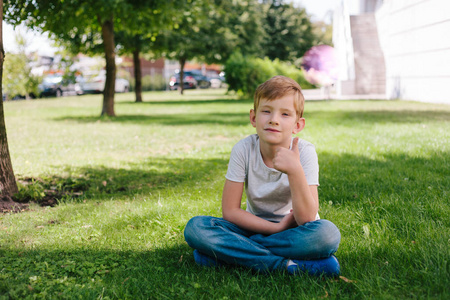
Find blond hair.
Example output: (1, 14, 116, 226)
(254, 76, 305, 118)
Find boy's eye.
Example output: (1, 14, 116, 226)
(262, 110, 270, 113)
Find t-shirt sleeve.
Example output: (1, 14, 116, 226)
(299, 142, 319, 186)
(225, 140, 247, 183)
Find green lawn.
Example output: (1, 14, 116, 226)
(1, 89, 449, 299)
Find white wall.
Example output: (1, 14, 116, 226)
(376, 0, 450, 104)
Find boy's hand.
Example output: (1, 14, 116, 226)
(273, 137, 301, 175)
(277, 210, 298, 231)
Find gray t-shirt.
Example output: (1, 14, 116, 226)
(225, 134, 319, 222)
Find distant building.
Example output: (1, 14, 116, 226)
(333, 0, 450, 104)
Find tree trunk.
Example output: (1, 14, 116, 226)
(100, 16, 116, 116)
(179, 57, 186, 95)
(0, 0, 19, 200)
(133, 48, 143, 103)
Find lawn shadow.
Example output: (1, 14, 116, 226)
(0, 245, 348, 299)
(318, 150, 448, 204)
(317, 150, 449, 233)
(0, 247, 196, 298)
(4, 151, 448, 298)
(117, 98, 252, 106)
(53, 112, 250, 126)
(16, 157, 228, 206)
(317, 150, 448, 296)
(305, 104, 450, 124)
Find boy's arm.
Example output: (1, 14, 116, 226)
(222, 179, 297, 235)
(273, 138, 319, 225)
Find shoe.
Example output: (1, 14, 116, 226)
(193, 249, 222, 267)
(287, 255, 340, 277)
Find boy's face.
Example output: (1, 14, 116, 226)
(250, 94, 305, 148)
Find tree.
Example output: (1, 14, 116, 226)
(4, 0, 119, 115)
(261, 0, 315, 64)
(153, 1, 212, 95)
(312, 20, 333, 46)
(157, 0, 266, 94)
(0, 0, 20, 211)
(114, 1, 185, 103)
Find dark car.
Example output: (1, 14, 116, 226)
(207, 71, 226, 88)
(39, 74, 83, 97)
(169, 70, 211, 90)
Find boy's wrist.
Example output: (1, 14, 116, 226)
(285, 161, 303, 176)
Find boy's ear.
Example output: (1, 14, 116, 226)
(249, 109, 257, 128)
(292, 117, 305, 134)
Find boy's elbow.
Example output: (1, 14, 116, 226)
(222, 208, 238, 222)
(295, 213, 317, 225)
(222, 212, 235, 223)
(222, 209, 232, 221)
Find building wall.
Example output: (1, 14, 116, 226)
(376, 0, 450, 103)
(121, 57, 166, 77)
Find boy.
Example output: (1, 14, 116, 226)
(184, 76, 341, 276)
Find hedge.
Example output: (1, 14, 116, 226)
(224, 52, 315, 97)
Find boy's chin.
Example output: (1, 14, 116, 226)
(259, 136, 290, 147)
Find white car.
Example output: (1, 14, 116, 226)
(81, 70, 130, 93)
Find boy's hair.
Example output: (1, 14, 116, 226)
(254, 76, 305, 118)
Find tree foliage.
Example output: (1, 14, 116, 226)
(261, 0, 315, 64)
(4, 0, 184, 114)
(4, 0, 121, 115)
(4, 0, 328, 104)
(155, 0, 266, 94)
(153, 0, 214, 94)
(113, 1, 188, 102)
(3, 33, 41, 100)
(312, 20, 333, 46)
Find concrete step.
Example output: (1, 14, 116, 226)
(350, 13, 386, 95)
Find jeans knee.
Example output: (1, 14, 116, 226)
(184, 216, 210, 248)
(317, 219, 341, 253)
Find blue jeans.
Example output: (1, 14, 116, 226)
(184, 216, 341, 273)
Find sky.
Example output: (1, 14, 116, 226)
(3, 0, 339, 56)
(290, 0, 338, 23)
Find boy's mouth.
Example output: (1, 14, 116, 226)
(264, 128, 280, 132)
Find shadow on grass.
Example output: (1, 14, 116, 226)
(53, 112, 250, 126)
(0, 246, 358, 299)
(54, 99, 450, 126)
(0, 247, 196, 299)
(3, 151, 449, 298)
(117, 98, 252, 106)
(317, 150, 448, 297)
(305, 107, 450, 124)
(318, 150, 449, 226)
(16, 157, 228, 206)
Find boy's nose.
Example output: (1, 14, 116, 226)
(269, 118, 279, 125)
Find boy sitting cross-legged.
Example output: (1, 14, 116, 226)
(184, 75, 341, 276)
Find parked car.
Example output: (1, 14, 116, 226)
(169, 70, 211, 90)
(39, 74, 83, 97)
(81, 70, 130, 93)
(208, 71, 226, 89)
(2, 92, 35, 101)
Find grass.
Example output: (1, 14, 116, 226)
(1, 89, 449, 299)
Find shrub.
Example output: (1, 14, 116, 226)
(15, 180, 46, 203)
(224, 52, 315, 97)
(128, 74, 167, 92)
(142, 74, 166, 91)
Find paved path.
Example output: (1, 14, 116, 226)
(302, 88, 386, 101)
